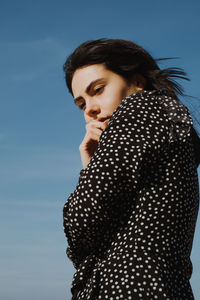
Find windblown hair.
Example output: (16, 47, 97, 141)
(63, 38, 189, 98)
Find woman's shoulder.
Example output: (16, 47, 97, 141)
(108, 89, 193, 144)
(111, 89, 191, 120)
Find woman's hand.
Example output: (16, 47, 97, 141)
(79, 119, 110, 169)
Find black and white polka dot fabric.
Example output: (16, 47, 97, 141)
(63, 90, 199, 300)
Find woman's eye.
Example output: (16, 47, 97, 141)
(94, 86, 104, 94)
(79, 103, 85, 110)
(77, 102, 85, 110)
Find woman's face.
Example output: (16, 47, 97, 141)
(71, 64, 142, 124)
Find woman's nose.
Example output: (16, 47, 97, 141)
(85, 101, 100, 118)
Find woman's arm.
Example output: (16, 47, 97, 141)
(63, 91, 171, 268)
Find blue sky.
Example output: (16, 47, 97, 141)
(0, 1, 200, 299)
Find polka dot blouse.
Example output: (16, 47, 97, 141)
(63, 90, 199, 300)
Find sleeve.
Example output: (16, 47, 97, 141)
(63, 93, 170, 268)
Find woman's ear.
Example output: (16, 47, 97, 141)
(131, 74, 146, 89)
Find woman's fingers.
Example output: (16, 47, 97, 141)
(82, 119, 110, 147)
(79, 127, 104, 152)
(79, 119, 110, 169)
(86, 119, 109, 132)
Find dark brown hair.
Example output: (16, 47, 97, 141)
(63, 38, 189, 98)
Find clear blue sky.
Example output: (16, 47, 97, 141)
(0, 1, 200, 299)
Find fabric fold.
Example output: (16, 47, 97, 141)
(71, 253, 100, 300)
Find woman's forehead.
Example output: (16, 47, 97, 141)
(71, 64, 110, 95)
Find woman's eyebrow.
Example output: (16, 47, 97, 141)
(74, 78, 105, 103)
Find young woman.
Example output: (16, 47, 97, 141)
(62, 39, 200, 300)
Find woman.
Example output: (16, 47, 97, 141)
(63, 39, 200, 299)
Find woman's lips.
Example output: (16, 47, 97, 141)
(98, 117, 110, 122)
